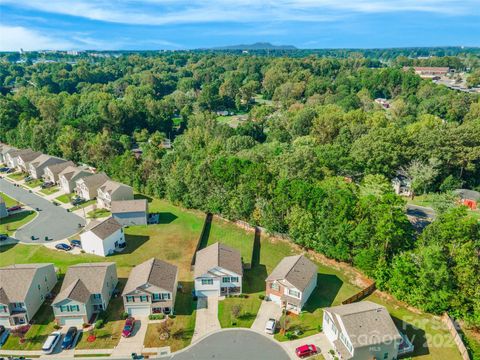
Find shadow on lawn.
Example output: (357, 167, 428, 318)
(243, 264, 268, 294)
(303, 273, 343, 312)
(392, 316, 430, 357)
(134, 194, 153, 203)
(3, 210, 35, 224)
(175, 281, 195, 316)
(157, 212, 178, 224)
(118, 234, 149, 255)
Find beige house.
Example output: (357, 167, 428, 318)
(4, 149, 37, 170)
(323, 301, 403, 360)
(52, 263, 118, 326)
(266, 255, 317, 314)
(58, 166, 93, 194)
(0, 264, 57, 327)
(0, 144, 15, 164)
(28, 154, 66, 179)
(75, 173, 110, 200)
(16, 150, 42, 172)
(111, 199, 148, 226)
(97, 180, 134, 209)
(44, 161, 75, 184)
(122, 258, 178, 316)
(194, 242, 243, 297)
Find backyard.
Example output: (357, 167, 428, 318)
(87, 208, 111, 219)
(0, 210, 37, 236)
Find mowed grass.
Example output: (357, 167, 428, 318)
(87, 208, 111, 219)
(24, 179, 43, 189)
(55, 193, 71, 204)
(1, 191, 20, 207)
(39, 186, 60, 195)
(0, 210, 37, 235)
(7, 172, 27, 181)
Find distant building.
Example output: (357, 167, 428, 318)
(75, 173, 110, 200)
(374, 98, 390, 109)
(44, 161, 75, 184)
(96, 180, 133, 209)
(392, 176, 412, 197)
(28, 154, 66, 179)
(111, 199, 148, 226)
(404, 66, 450, 79)
(58, 166, 93, 194)
(453, 189, 480, 210)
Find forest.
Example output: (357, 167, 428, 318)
(0, 51, 479, 327)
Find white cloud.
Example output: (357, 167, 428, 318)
(0, 25, 74, 50)
(2, 0, 476, 26)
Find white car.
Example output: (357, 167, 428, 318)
(42, 331, 61, 354)
(265, 318, 276, 334)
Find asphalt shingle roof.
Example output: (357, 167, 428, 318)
(266, 255, 317, 291)
(0, 264, 54, 303)
(194, 242, 243, 278)
(83, 217, 123, 240)
(122, 258, 178, 295)
(111, 199, 147, 213)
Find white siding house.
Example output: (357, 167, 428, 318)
(80, 217, 125, 257)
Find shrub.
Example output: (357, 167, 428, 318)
(317, 324, 323, 332)
(149, 314, 165, 320)
(258, 294, 265, 300)
(95, 319, 104, 329)
(285, 331, 297, 340)
(168, 314, 176, 319)
(53, 324, 61, 330)
(121, 312, 129, 320)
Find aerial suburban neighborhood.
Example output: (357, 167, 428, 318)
(0, 6, 479, 358)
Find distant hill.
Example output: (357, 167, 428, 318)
(211, 42, 297, 50)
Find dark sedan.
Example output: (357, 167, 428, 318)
(61, 326, 78, 349)
(55, 243, 72, 251)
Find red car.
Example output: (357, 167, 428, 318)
(7, 205, 22, 212)
(295, 344, 317, 358)
(121, 317, 135, 337)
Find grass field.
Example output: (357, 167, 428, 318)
(25, 179, 43, 189)
(87, 208, 111, 219)
(7, 172, 27, 181)
(0, 191, 20, 207)
(40, 186, 60, 195)
(0, 210, 37, 235)
(55, 193, 72, 204)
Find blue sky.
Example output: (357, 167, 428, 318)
(0, 0, 479, 51)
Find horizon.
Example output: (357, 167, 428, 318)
(1, 0, 479, 51)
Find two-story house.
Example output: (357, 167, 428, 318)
(58, 166, 93, 194)
(97, 180, 134, 209)
(44, 161, 75, 184)
(265, 255, 317, 314)
(194, 242, 243, 297)
(80, 217, 125, 257)
(4, 149, 37, 170)
(0, 144, 15, 164)
(0, 264, 57, 327)
(75, 173, 110, 200)
(52, 263, 118, 326)
(28, 154, 66, 179)
(122, 258, 178, 316)
(323, 301, 403, 360)
(15, 150, 42, 172)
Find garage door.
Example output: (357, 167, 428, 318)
(268, 294, 282, 305)
(196, 289, 219, 297)
(0, 317, 10, 327)
(60, 317, 84, 326)
(127, 307, 151, 316)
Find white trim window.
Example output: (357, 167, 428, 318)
(288, 289, 301, 298)
(201, 279, 213, 285)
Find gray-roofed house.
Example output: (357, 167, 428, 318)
(4, 149, 39, 170)
(97, 180, 134, 209)
(122, 258, 178, 316)
(111, 199, 148, 226)
(58, 165, 93, 194)
(194, 242, 243, 297)
(52, 263, 118, 326)
(265, 255, 317, 314)
(75, 173, 110, 200)
(44, 160, 75, 184)
(0, 144, 15, 164)
(0, 195, 7, 219)
(323, 301, 405, 360)
(80, 217, 125, 257)
(0, 264, 57, 327)
(28, 154, 66, 179)
(15, 150, 43, 172)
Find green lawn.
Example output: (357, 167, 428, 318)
(0, 210, 37, 236)
(0, 191, 20, 207)
(7, 172, 27, 181)
(87, 208, 111, 219)
(39, 186, 60, 195)
(55, 193, 72, 204)
(70, 199, 96, 211)
(25, 179, 43, 189)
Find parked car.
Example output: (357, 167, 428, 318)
(0, 234, 8, 241)
(0, 325, 10, 347)
(0, 167, 9, 172)
(71, 197, 85, 206)
(70, 239, 82, 248)
(55, 243, 72, 251)
(61, 326, 78, 349)
(24, 176, 32, 182)
(42, 331, 61, 354)
(265, 318, 276, 334)
(7, 205, 22, 212)
(295, 344, 317, 358)
(41, 181, 54, 189)
(122, 317, 136, 338)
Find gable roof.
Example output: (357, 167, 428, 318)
(29, 154, 64, 168)
(98, 180, 131, 195)
(78, 173, 109, 190)
(122, 258, 178, 295)
(454, 189, 480, 201)
(54, 262, 116, 304)
(266, 255, 317, 291)
(325, 301, 402, 348)
(111, 199, 147, 214)
(15, 150, 42, 162)
(83, 217, 123, 240)
(45, 161, 74, 175)
(0, 263, 54, 303)
(59, 165, 91, 181)
(194, 242, 243, 278)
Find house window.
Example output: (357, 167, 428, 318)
(384, 353, 389, 359)
(153, 293, 160, 301)
(222, 277, 230, 283)
(161, 293, 171, 300)
(93, 293, 102, 300)
(288, 289, 301, 298)
(0, 306, 7, 313)
(271, 282, 280, 291)
(38, 284, 41, 290)
(71, 305, 80, 312)
(126, 296, 135, 303)
(230, 277, 239, 283)
(201, 279, 213, 285)
(140, 295, 148, 302)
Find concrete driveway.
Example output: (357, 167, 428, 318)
(171, 329, 290, 360)
(251, 300, 283, 333)
(0, 178, 85, 243)
(191, 296, 221, 343)
(282, 332, 331, 359)
(112, 317, 148, 357)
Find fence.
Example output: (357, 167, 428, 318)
(190, 213, 213, 270)
(341, 282, 376, 305)
(442, 313, 471, 360)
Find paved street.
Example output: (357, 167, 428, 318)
(251, 300, 283, 333)
(171, 329, 290, 360)
(192, 296, 221, 343)
(0, 178, 85, 242)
